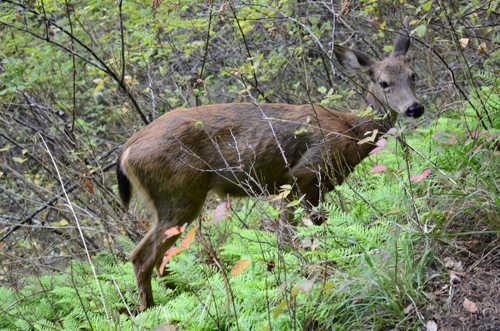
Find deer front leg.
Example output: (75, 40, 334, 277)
(291, 165, 327, 225)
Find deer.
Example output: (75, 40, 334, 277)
(117, 18, 424, 311)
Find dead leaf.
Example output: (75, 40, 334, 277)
(464, 240, 479, 247)
(301, 236, 320, 250)
(463, 298, 478, 313)
(230, 259, 251, 276)
(358, 129, 378, 145)
(181, 225, 199, 249)
(158, 247, 183, 275)
(459, 38, 469, 48)
(0, 145, 11, 152)
(152, 0, 162, 10)
(12, 157, 27, 164)
(477, 41, 487, 55)
(152, 322, 177, 331)
(208, 200, 230, 225)
(449, 270, 461, 284)
(273, 299, 289, 319)
(84, 178, 94, 194)
(164, 224, 186, 238)
(410, 169, 431, 182)
(444, 257, 463, 272)
(384, 208, 400, 216)
(369, 138, 387, 155)
(370, 164, 387, 173)
(301, 217, 314, 227)
(270, 184, 292, 201)
(293, 279, 314, 294)
(404, 304, 413, 314)
(426, 320, 438, 331)
(339, 0, 351, 16)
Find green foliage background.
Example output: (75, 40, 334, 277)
(0, 0, 498, 330)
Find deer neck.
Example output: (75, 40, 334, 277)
(354, 89, 398, 136)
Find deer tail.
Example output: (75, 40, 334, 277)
(117, 156, 132, 209)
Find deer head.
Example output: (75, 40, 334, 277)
(334, 17, 424, 120)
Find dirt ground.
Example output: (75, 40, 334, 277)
(430, 232, 500, 331)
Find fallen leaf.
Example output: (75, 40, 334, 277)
(84, 178, 94, 194)
(459, 38, 469, 48)
(181, 225, 199, 249)
(273, 299, 289, 319)
(12, 157, 27, 164)
(404, 305, 413, 314)
(369, 138, 387, 155)
(301, 217, 314, 227)
(370, 164, 387, 173)
(208, 200, 230, 225)
(358, 129, 378, 145)
(385, 208, 400, 216)
(426, 320, 438, 331)
(293, 279, 314, 294)
(463, 298, 478, 313)
(158, 247, 183, 275)
(270, 184, 292, 201)
(464, 240, 479, 247)
(230, 259, 252, 276)
(444, 257, 463, 272)
(449, 270, 461, 284)
(0, 145, 11, 152)
(477, 41, 487, 55)
(164, 224, 186, 238)
(410, 169, 431, 182)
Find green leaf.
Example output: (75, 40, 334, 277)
(414, 25, 426, 38)
(422, 1, 433, 11)
(12, 157, 27, 164)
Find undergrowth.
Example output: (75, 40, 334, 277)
(1, 99, 498, 330)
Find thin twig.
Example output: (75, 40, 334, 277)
(40, 134, 111, 321)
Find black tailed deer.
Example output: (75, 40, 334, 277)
(117, 18, 424, 311)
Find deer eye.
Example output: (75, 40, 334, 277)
(380, 81, 390, 89)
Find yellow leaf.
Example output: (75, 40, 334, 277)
(323, 281, 335, 291)
(93, 78, 105, 96)
(230, 259, 252, 276)
(270, 184, 292, 201)
(124, 75, 132, 85)
(385, 208, 401, 216)
(477, 42, 487, 55)
(51, 219, 69, 227)
(357, 129, 378, 145)
(181, 225, 199, 249)
(273, 299, 289, 319)
(0, 145, 11, 152)
(12, 157, 27, 164)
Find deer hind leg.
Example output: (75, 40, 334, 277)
(130, 194, 207, 312)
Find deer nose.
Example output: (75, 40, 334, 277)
(406, 103, 424, 118)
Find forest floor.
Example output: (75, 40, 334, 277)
(429, 216, 500, 331)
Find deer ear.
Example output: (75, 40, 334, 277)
(334, 45, 374, 71)
(391, 17, 411, 57)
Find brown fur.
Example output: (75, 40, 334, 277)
(118, 20, 424, 311)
